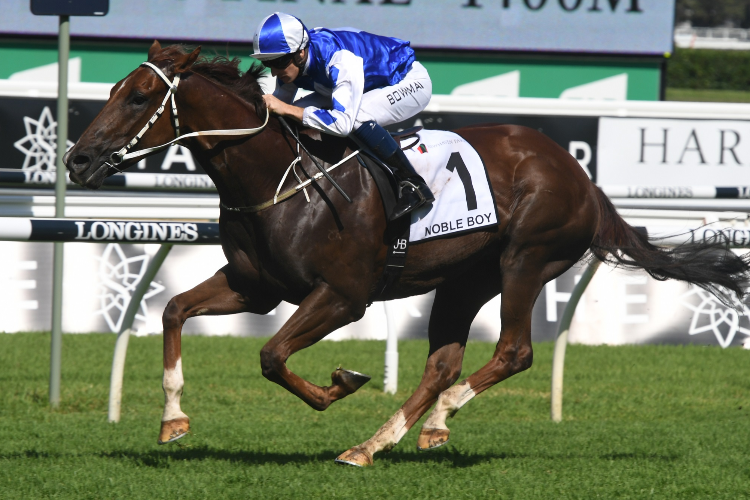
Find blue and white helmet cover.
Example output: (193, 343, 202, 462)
(252, 12, 310, 61)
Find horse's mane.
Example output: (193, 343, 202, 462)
(151, 45, 266, 117)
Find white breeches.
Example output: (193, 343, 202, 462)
(295, 61, 432, 133)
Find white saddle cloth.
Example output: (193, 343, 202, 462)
(402, 129, 498, 243)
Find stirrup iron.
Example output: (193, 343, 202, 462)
(398, 180, 426, 203)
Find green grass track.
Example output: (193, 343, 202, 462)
(0, 333, 749, 499)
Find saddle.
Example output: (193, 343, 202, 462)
(356, 126, 423, 216)
(295, 126, 422, 302)
(295, 126, 423, 219)
(391, 126, 423, 149)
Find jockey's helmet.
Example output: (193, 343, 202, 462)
(251, 12, 310, 61)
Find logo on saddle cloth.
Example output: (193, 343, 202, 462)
(402, 130, 498, 243)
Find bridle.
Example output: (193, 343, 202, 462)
(103, 61, 269, 174)
(104, 60, 356, 214)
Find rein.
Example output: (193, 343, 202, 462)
(108, 60, 357, 214)
(104, 61, 269, 173)
(220, 149, 360, 213)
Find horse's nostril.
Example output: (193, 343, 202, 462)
(72, 155, 90, 166)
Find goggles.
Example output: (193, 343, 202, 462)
(262, 53, 296, 70)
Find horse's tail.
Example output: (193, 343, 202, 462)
(589, 185, 750, 305)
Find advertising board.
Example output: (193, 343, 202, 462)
(2, 240, 748, 349)
(1, 92, 749, 349)
(0, 95, 599, 183)
(598, 117, 750, 187)
(0, 0, 674, 55)
(9, 95, 750, 192)
(0, 41, 664, 100)
(1, 97, 199, 176)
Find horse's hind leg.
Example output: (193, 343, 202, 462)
(336, 267, 500, 466)
(158, 266, 279, 444)
(418, 256, 572, 449)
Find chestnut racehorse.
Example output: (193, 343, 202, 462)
(65, 43, 750, 466)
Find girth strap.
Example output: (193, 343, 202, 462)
(368, 216, 410, 306)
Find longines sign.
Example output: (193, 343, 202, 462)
(2, 218, 220, 243)
(1, 0, 674, 55)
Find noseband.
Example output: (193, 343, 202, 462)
(104, 61, 269, 174)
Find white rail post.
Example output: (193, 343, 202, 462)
(383, 301, 399, 395)
(108, 243, 173, 423)
(550, 259, 601, 422)
(49, 14, 70, 408)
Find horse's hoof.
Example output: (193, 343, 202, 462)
(417, 428, 450, 450)
(157, 417, 190, 445)
(335, 447, 374, 467)
(331, 368, 371, 395)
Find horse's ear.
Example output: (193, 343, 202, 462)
(148, 40, 162, 61)
(175, 46, 201, 74)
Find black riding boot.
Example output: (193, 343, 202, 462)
(353, 121, 434, 220)
(382, 148, 435, 220)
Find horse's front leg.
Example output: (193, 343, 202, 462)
(158, 266, 280, 444)
(260, 283, 369, 411)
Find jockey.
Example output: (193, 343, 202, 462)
(251, 12, 434, 220)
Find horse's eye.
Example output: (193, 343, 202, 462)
(132, 93, 148, 105)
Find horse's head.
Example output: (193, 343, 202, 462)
(65, 41, 201, 188)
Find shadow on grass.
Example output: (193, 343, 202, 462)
(97, 447, 331, 467)
(97, 447, 519, 468)
(87, 446, 680, 468)
(381, 449, 679, 467)
(0, 447, 680, 468)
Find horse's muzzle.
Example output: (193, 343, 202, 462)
(65, 152, 92, 182)
(64, 149, 109, 189)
